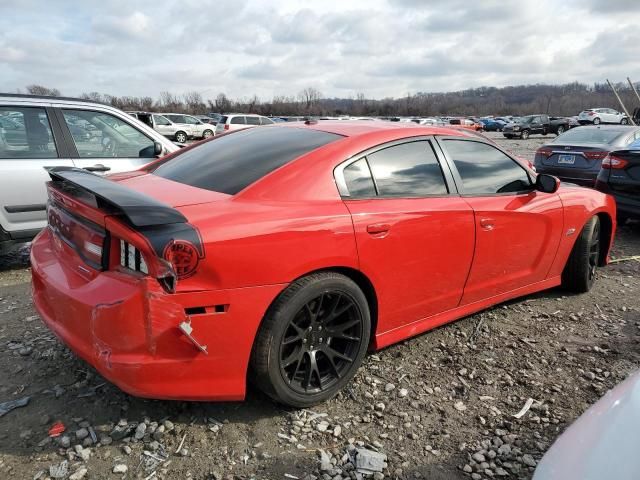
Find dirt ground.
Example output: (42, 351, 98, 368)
(0, 132, 639, 480)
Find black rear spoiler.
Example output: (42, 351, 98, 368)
(46, 167, 187, 227)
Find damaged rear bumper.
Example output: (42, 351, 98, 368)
(31, 229, 286, 401)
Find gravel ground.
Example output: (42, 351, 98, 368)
(0, 132, 639, 480)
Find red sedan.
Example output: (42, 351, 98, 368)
(31, 122, 616, 407)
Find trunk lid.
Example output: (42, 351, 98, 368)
(540, 144, 609, 170)
(605, 149, 640, 196)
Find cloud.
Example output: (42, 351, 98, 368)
(0, 0, 639, 101)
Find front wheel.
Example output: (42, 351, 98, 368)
(521, 129, 530, 140)
(250, 272, 371, 407)
(174, 131, 188, 143)
(556, 125, 565, 135)
(562, 216, 601, 293)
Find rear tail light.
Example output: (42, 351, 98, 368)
(584, 151, 608, 160)
(602, 155, 629, 169)
(118, 239, 177, 292)
(537, 147, 553, 158)
(588, 111, 595, 116)
(224, 124, 229, 131)
(119, 240, 148, 274)
(47, 203, 105, 269)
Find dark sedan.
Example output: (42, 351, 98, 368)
(534, 126, 640, 187)
(596, 139, 640, 223)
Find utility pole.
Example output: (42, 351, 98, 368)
(627, 77, 640, 104)
(607, 79, 636, 126)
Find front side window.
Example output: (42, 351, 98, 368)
(246, 116, 261, 125)
(0, 107, 57, 159)
(343, 158, 376, 197)
(230, 116, 245, 125)
(442, 140, 531, 195)
(366, 141, 448, 197)
(62, 109, 155, 158)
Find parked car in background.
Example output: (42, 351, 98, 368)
(214, 113, 275, 134)
(533, 370, 640, 480)
(0, 94, 178, 254)
(127, 111, 192, 143)
(30, 121, 615, 408)
(503, 115, 571, 139)
(596, 139, 640, 223)
(479, 118, 506, 131)
(448, 118, 482, 131)
(578, 108, 629, 125)
(162, 113, 215, 139)
(196, 115, 217, 125)
(534, 125, 640, 187)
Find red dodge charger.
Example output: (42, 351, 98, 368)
(31, 122, 616, 407)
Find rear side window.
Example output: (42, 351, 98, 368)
(260, 117, 275, 125)
(0, 107, 58, 159)
(219, 116, 228, 124)
(246, 116, 261, 125)
(442, 140, 531, 195)
(153, 127, 342, 194)
(343, 159, 376, 197)
(230, 116, 245, 125)
(366, 141, 448, 197)
(154, 115, 171, 126)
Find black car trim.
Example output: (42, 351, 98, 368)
(50, 107, 80, 157)
(4, 204, 47, 213)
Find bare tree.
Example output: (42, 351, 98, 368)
(26, 84, 61, 96)
(214, 93, 232, 113)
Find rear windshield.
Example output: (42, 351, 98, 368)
(152, 127, 342, 194)
(553, 127, 630, 145)
(219, 116, 228, 124)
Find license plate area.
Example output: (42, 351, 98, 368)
(558, 154, 576, 165)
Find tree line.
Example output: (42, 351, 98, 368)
(20, 82, 640, 118)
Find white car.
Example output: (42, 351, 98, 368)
(162, 113, 215, 139)
(214, 114, 275, 134)
(578, 108, 629, 125)
(0, 94, 179, 254)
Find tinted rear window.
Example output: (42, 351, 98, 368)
(152, 127, 342, 194)
(553, 127, 631, 145)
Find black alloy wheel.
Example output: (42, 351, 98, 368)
(251, 272, 370, 407)
(279, 291, 362, 394)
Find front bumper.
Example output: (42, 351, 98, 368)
(31, 228, 286, 401)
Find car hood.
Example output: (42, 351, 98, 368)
(533, 370, 640, 480)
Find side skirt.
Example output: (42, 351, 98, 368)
(374, 276, 562, 350)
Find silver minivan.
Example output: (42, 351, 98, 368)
(0, 94, 179, 254)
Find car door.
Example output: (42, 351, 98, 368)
(337, 138, 476, 334)
(152, 114, 175, 137)
(0, 105, 74, 235)
(436, 137, 564, 305)
(56, 108, 160, 174)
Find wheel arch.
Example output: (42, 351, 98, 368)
(595, 211, 613, 267)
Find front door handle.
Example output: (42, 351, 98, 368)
(84, 164, 111, 172)
(480, 218, 495, 231)
(366, 223, 390, 235)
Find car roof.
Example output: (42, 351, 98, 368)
(0, 92, 98, 104)
(276, 120, 475, 138)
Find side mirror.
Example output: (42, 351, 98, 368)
(536, 173, 560, 193)
(153, 141, 163, 156)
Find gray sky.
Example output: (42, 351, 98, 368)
(1, 0, 639, 100)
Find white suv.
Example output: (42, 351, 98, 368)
(162, 113, 215, 139)
(0, 94, 178, 254)
(215, 114, 275, 134)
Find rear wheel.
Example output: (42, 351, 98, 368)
(556, 125, 565, 135)
(621, 118, 629, 125)
(593, 117, 601, 125)
(250, 272, 371, 407)
(562, 216, 601, 293)
(521, 130, 530, 140)
(175, 131, 188, 143)
(202, 129, 213, 138)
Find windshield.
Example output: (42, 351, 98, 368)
(152, 127, 342, 194)
(520, 116, 534, 124)
(553, 127, 629, 145)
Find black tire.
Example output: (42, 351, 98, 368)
(621, 118, 629, 125)
(250, 272, 371, 407)
(593, 117, 601, 125)
(562, 216, 601, 293)
(202, 129, 213, 138)
(521, 129, 530, 140)
(556, 125, 565, 135)
(504, 134, 513, 139)
(175, 131, 188, 143)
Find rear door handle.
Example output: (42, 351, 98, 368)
(84, 164, 111, 172)
(366, 223, 390, 235)
(480, 218, 495, 230)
